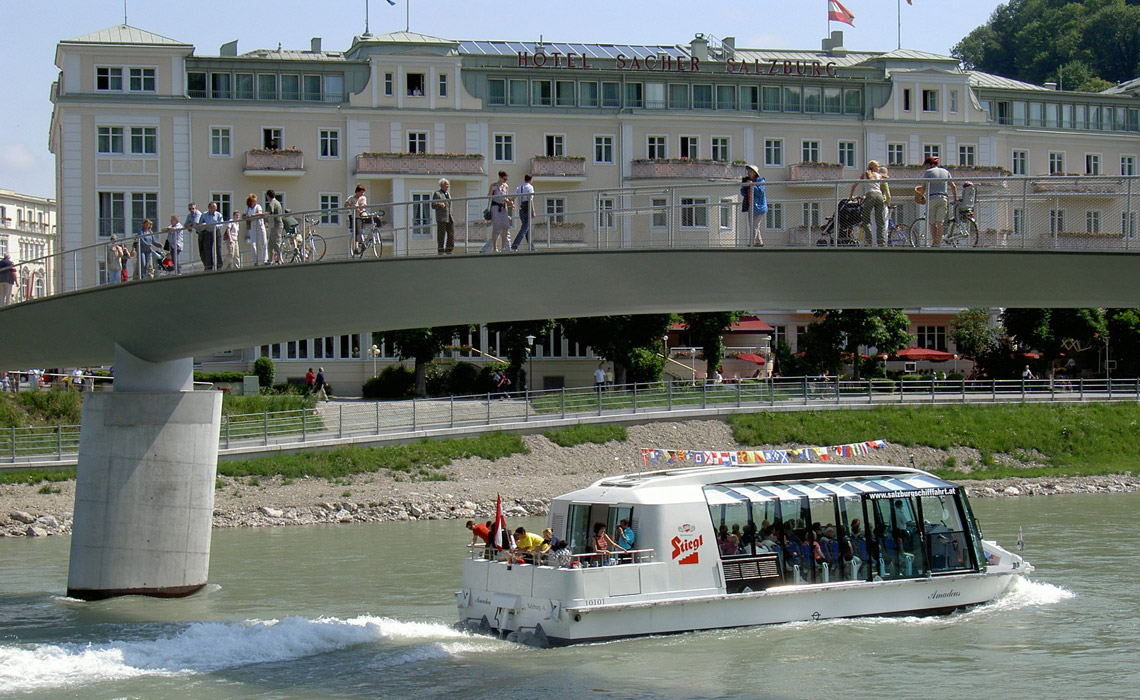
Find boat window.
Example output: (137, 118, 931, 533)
(568, 503, 636, 555)
(835, 495, 867, 581)
(708, 499, 751, 557)
(920, 494, 973, 573)
(566, 504, 593, 554)
(868, 496, 927, 580)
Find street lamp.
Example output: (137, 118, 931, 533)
(369, 344, 380, 377)
(525, 334, 536, 393)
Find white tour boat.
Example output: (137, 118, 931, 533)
(457, 455, 1032, 647)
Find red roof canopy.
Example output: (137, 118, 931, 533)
(670, 316, 774, 332)
(734, 353, 767, 365)
(894, 347, 954, 362)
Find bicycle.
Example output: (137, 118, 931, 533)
(350, 210, 385, 259)
(281, 215, 327, 263)
(854, 204, 916, 247)
(908, 199, 979, 247)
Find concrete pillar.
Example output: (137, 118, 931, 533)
(67, 345, 222, 600)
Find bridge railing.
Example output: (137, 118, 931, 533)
(4, 376, 1138, 465)
(8, 175, 1140, 303)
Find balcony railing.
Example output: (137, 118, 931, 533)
(530, 156, 587, 178)
(244, 150, 305, 174)
(355, 153, 486, 176)
(630, 159, 743, 180)
(789, 163, 845, 181)
(1030, 176, 1125, 195)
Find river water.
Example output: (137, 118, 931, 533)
(0, 493, 1134, 700)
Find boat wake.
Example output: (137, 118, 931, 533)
(0, 615, 501, 693)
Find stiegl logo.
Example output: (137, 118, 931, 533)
(671, 533, 703, 565)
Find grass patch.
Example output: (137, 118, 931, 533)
(544, 424, 627, 448)
(216, 431, 527, 480)
(729, 402, 1140, 479)
(221, 394, 315, 416)
(0, 469, 76, 485)
(0, 391, 83, 428)
(37, 484, 62, 494)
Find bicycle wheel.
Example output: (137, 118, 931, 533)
(907, 218, 926, 247)
(369, 228, 383, 258)
(305, 233, 326, 261)
(944, 220, 966, 247)
(967, 218, 980, 247)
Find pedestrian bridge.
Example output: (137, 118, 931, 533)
(2, 247, 1139, 369)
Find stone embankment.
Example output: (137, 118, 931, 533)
(3, 419, 1138, 538)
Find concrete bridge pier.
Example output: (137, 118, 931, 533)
(66, 345, 222, 600)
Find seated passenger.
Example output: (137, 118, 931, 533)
(615, 519, 636, 551)
(719, 534, 739, 556)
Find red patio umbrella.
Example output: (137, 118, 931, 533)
(735, 353, 767, 365)
(893, 347, 954, 362)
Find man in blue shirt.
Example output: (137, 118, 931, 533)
(198, 202, 225, 270)
(616, 519, 635, 550)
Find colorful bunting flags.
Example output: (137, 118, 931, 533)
(640, 439, 886, 467)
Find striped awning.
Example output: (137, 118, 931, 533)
(705, 474, 958, 504)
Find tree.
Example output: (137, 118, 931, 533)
(252, 356, 275, 388)
(379, 326, 470, 397)
(679, 311, 744, 379)
(561, 314, 676, 385)
(1106, 308, 1140, 376)
(950, 308, 998, 360)
(803, 309, 912, 380)
(1001, 308, 1105, 368)
(485, 319, 554, 391)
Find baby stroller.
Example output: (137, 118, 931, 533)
(817, 197, 863, 246)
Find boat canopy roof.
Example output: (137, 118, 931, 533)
(704, 473, 959, 505)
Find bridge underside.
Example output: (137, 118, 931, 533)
(2, 248, 1138, 368)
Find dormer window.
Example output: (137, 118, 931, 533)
(97, 67, 123, 91)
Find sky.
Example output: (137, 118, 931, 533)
(0, 0, 1008, 199)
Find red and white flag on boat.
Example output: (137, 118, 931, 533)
(828, 0, 856, 26)
(492, 493, 514, 551)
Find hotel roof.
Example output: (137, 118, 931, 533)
(62, 24, 190, 48)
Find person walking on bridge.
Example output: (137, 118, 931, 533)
(0, 254, 16, 305)
(314, 367, 329, 402)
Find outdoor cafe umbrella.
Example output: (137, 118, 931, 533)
(735, 353, 767, 364)
(893, 347, 954, 362)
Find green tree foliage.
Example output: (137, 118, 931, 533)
(379, 326, 471, 397)
(363, 364, 414, 399)
(252, 356, 275, 388)
(1106, 308, 1140, 376)
(680, 311, 744, 379)
(1001, 308, 1105, 367)
(804, 309, 913, 380)
(561, 314, 676, 385)
(951, 308, 998, 360)
(485, 319, 554, 390)
(953, 0, 1140, 89)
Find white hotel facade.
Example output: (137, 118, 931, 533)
(48, 25, 1140, 389)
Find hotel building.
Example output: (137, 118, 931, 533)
(48, 25, 1140, 388)
(0, 189, 57, 302)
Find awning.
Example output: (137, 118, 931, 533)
(735, 353, 767, 365)
(893, 346, 954, 362)
(704, 474, 959, 506)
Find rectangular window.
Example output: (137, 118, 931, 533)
(597, 197, 615, 229)
(262, 127, 282, 150)
(680, 197, 708, 228)
(187, 71, 207, 98)
(407, 131, 428, 154)
(647, 135, 667, 160)
(1122, 155, 1136, 176)
(487, 78, 506, 105)
(802, 202, 821, 228)
(917, 326, 947, 351)
(1075, 104, 1087, 129)
(996, 100, 1011, 125)
(1087, 210, 1101, 234)
(888, 143, 905, 166)
(1122, 211, 1137, 238)
(645, 82, 665, 109)
(625, 82, 643, 108)
(438, 73, 447, 97)
(784, 85, 801, 112)
(802, 140, 820, 163)
(208, 192, 231, 219)
(838, 141, 856, 168)
(679, 136, 698, 159)
(544, 134, 565, 157)
(97, 191, 125, 237)
(602, 81, 621, 108)
(324, 75, 344, 102)
(1063, 103, 1074, 128)
(765, 202, 784, 230)
(719, 197, 734, 230)
(131, 192, 158, 228)
(1050, 209, 1065, 234)
(765, 139, 783, 166)
(281, 74, 300, 100)
(508, 78, 528, 105)
(493, 133, 513, 162)
(96, 66, 123, 91)
(1029, 102, 1044, 127)
(716, 85, 736, 110)
(303, 75, 322, 101)
(545, 197, 566, 223)
(803, 86, 822, 113)
(594, 135, 614, 164)
(1090, 105, 1101, 130)
(923, 144, 941, 162)
(958, 145, 976, 167)
(130, 126, 157, 155)
(1085, 153, 1100, 175)
(532, 79, 552, 106)
(1012, 149, 1028, 176)
(1045, 103, 1059, 128)
(319, 128, 340, 158)
(128, 67, 156, 92)
(741, 85, 759, 111)
(211, 72, 231, 99)
(555, 80, 575, 107)
(843, 88, 862, 115)
(1013, 208, 1024, 236)
(668, 84, 690, 110)
(711, 137, 730, 163)
(761, 85, 781, 111)
(903, 88, 911, 112)
(689, 84, 711, 109)
(233, 73, 254, 100)
(579, 81, 598, 107)
(950, 90, 959, 113)
(258, 74, 277, 100)
(1049, 152, 1065, 174)
(824, 87, 842, 114)
(411, 193, 432, 236)
(384, 72, 393, 97)
(651, 196, 668, 228)
(922, 89, 938, 112)
(97, 126, 124, 154)
(407, 73, 425, 96)
(320, 194, 340, 225)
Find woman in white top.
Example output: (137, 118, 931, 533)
(246, 193, 267, 265)
(487, 171, 513, 252)
(849, 160, 889, 246)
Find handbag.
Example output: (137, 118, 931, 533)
(120, 268, 128, 282)
(483, 207, 492, 221)
(914, 186, 926, 205)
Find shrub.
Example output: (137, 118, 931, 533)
(447, 361, 481, 396)
(477, 362, 510, 394)
(363, 364, 414, 399)
(625, 347, 664, 384)
(545, 424, 627, 447)
(194, 371, 247, 383)
(425, 364, 450, 397)
(253, 357, 275, 388)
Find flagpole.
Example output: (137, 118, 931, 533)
(898, 0, 902, 49)
(406, 0, 410, 32)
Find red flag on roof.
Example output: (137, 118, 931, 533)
(829, 0, 856, 26)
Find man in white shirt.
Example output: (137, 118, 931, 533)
(594, 364, 606, 392)
(511, 174, 536, 251)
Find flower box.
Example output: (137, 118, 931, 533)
(630, 159, 742, 180)
(530, 156, 587, 178)
(355, 153, 485, 176)
(789, 163, 845, 181)
(244, 150, 304, 172)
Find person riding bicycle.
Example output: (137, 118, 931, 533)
(347, 183, 368, 255)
